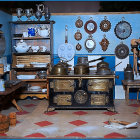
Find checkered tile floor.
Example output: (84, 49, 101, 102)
(0, 99, 140, 138)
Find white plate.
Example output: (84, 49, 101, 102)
(17, 75, 36, 79)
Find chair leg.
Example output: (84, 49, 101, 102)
(12, 99, 23, 112)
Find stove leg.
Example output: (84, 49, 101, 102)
(107, 106, 116, 113)
(44, 106, 55, 113)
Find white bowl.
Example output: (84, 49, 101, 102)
(30, 62, 48, 68)
(16, 64, 25, 68)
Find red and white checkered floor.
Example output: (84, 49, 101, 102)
(1, 99, 140, 138)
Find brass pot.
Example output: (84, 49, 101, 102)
(97, 61, 111, 75)
(74, 64, 89, 75)
(51, 63, 68, 75)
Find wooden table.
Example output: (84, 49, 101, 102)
(0, 81, 25, 112)
(122, 80, 140, 104)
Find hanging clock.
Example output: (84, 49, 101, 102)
(100, 16, 111, 32)
(114, 17, 132, 40)
(84, 17, 97, 34)
(115, 42, 129, 59)
(75, 16, 83, 28)
(74, 30, 82, 41)
(99, 34, 110, 51)
(76, 43, 82, 51)
(85, 35, 96, 53)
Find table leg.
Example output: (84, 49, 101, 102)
(12, 99, 23, 112)
(126, 86, 129, 105)
(137, 89, 140, 101)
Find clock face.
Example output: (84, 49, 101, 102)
(85, 37, 96, 52)
(86, 39, 95, 49)
(114, 21, 132, 40)
(84, 20, 97, 34)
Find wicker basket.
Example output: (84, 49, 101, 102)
(0, 114, 10, 133)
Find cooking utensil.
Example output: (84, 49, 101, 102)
(51, 62, 69, 75)
(58, 25, 75, 61)
(75, 16, 83, 28)
(74, 57, 105, 75)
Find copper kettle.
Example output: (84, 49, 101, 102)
(50, 61, 70, 75)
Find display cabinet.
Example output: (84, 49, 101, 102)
(10, 21, 55, 99)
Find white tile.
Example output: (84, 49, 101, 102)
(115, 56, 129, 71)
(68, 58, 74, 70)
(134, 73, 140, 80)
(115, 85, 125, 99)
(88, 55, 102, 70)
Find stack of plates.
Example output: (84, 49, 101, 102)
(28, 86, 41, 92)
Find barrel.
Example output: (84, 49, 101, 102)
(9, 112, 16, 127)
(0, 114, 9, 133)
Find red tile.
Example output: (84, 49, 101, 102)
(44, 111, 58, 116)
(64, 132, 86, 138)
(73, 111, 88, 115)
(16, 111, 29, 115)
(103, 111, 118, 116)
(24, 133, 46, 138)
(35, 121, 53, 127)
(69, 120, 88, 126)
(103, 121, 109, 124)
(0, 133, 7, 136)
(104, 132, 127, 138)
(23, 104, 36, 107)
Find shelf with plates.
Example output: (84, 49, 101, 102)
(10, 20, 54, 99)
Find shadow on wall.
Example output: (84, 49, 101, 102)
(0, 10, 12, 63)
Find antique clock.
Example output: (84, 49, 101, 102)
(114, 17, 132, 40)
(85, 35, 96, 53)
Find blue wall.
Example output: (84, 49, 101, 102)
(12, 12, 140, 99)
(0, 10, 12, 63)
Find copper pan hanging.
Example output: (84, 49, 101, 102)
(74, 30, 82, 41)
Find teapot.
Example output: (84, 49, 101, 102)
(38, 25, 50, 37)
(14, 40, 31, 53)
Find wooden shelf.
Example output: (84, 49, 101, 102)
(10, 20, 55, 24)
(12, 36, 50, 40)
(12, 67, 48, 71)
(19, 79, 47, 82)
(21, 91, 47, 94)
(12, 52, 51, 55)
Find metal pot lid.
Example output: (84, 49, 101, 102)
(114, 17, 132, 40)
(115, 43, 129, 59)
(100, 16, 111, 32)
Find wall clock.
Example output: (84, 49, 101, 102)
(75, 16, 83, 28)
(85, 35, 96, 53)
(84, 17, 97, 34)
(114, 17, 132, 40)
(100, 16, 111, 32)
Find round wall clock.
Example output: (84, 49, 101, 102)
(76, 43, 82, 51)
(74, 30, 82, 41)
(114, 18, 132, 40)
(84, 17, 97, 34)
(85, 35, 96, 53)
(115, 43, 129, 59)
(100, 16, 111, 32)
(75, 16, 83, 28)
